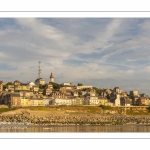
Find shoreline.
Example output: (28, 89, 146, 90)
(1, 122, 150, 127)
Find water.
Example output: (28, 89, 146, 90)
(1, 124, 150, 132)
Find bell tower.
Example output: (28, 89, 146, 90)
(50, 73, 54, 83)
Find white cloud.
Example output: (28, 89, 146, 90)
(1, 18, 150, 95)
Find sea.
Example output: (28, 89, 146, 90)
(0, 124, 150, 132)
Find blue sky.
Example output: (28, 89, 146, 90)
(0, 18, 150, 95)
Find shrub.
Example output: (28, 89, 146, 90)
(99, 105, 112, 110)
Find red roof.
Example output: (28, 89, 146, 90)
(50, 73, 54, 78)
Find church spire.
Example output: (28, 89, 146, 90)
(50, 73, 54, 82)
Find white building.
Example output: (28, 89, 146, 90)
(50, 73, 54, 83)
(76, 85, 93, 90)
(84, 96, 100, 105)
(62, 83, 74, 86)
(51, 98, 75, 105)
(35, 78, 45, 86)
(27, 82, 35, 88)
(130, 90, 138, 96)
(114, 94, 121, 106)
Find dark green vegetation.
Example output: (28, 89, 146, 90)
(50, 82, 63, 90)
(77, 83, 83, 86)
(0, 108, 17, 113)
(99, 105, 112, 110)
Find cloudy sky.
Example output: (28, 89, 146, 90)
(0, 18, 150, 95)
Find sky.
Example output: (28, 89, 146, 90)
(0, 18, 150, 95)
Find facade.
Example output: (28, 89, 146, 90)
(113, 87, 121, 93)
(30, 98, 44, 106)
(84, 96, 99, 105)
(6, 82, 14, 92)
(14, 80, 22, 91)
(50, 97, 83, 106)
(132, 95, 139, 105)
(7, 93, 21, 107)
(130, 90, 139, 96)
(98, 97, 108, 105)
(76, 85, 93, 90)
(43, 98, 51, 106)
(51, 92, 67, 99)
(32, 86, 39, 92)
(50, 98, 73, 105)
(20, 91, 34, 98)
(120, 97, 131, 106)
(62, 82, 74, 86)
(21, 98, 31, 107)
(72, 91, 78, 97)
(27, 82, 35, 88)
(59, 87, 66, 93)
(135, 97, 149, 105)
(43, 83, 53, 96)
(0, 81, 3, 92)
(20, 84, 30, 91)
(0, 92, 9, 104)
(90, 89, 96, 96)
(110, 92, 121, 106)
(35, 78, 45, 86)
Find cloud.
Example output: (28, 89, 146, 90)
(0, 18, 150, 95)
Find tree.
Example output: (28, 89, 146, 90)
(77, 83, 83, 86)
(50, 82, 63, 90)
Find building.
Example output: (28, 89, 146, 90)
(50, 73, 54, 83)
(59, 87, 67, 93)
(113, 87, 121, 93)
(20, 91, 34, 98)
(130, 90, 139, 96)
(84, 96, 99, 105)
(21, 98, 31, 107)
(98, 97, 108, 105)
(72, 91, 78, 97)
(120, 97, 131, 106)
(13, 80, 21, 90)
(50, 98, 73, 105)
(6, 82, 14, 92)
(51, 92, 67, 99)
(30, 98, 44, 106)
(131, 95, 139, 105)
(43, 83, 53, 96)
(32, 85, 39, 92)
(6, 93, 21, 107)
(135, 97, 149, 106)
(0, 91, 10, 104)
(35, 78, 45, 86)
(50, 97, 83, 106)
(0, 80, 3, 92)
(110, 92, 120, 106)
(76, 85, 93, 90)
(61, 83, 74, 86)
(43, 98, 52, 106)
(90, 89, 96, 96)
(27, 82, 35, 89)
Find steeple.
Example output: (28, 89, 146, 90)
(50, 73, 54, 82)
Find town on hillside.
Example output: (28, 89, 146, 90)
(0, 61, 149, 108)
(0, 72, 149, 107)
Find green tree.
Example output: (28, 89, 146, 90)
(50, 82, 63, 90)
(77, 83, 83, 86)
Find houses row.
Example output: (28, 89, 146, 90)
(1, 87, 149, 107)
(1, 77, 150, 107)
(0, 90, 109, 107)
